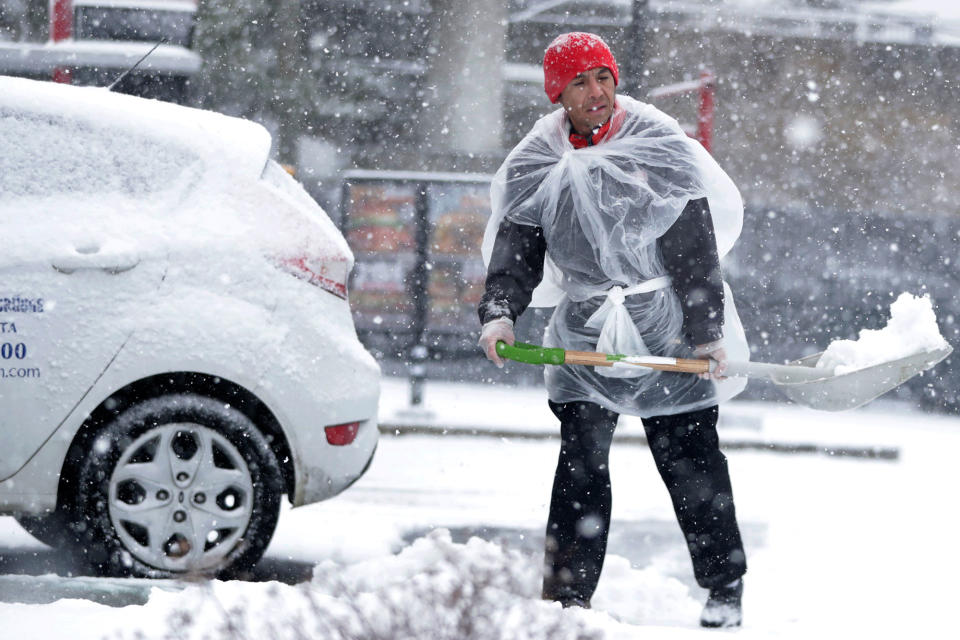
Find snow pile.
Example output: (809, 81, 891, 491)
(817, 293, 948, 375)
(121, 529, 706, 639)
(126, 530, 606, 640)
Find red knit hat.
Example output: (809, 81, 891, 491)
(543, 32, 620, 104)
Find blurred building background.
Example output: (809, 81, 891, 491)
(0, 0, 199, 102)
(2, 0, 957, 411)
(4, 1, 955, 219)
(197, 0, 960, 224)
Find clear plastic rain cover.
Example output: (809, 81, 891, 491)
(482, 96, 749, 417)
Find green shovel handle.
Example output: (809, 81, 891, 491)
(496, 341, 566, 366)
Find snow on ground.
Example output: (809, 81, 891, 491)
(2, 378, 959, 638)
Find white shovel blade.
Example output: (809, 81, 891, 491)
(769, 345, 953, 411)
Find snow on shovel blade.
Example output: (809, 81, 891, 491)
(757, 345, 953, 412)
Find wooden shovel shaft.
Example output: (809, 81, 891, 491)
(564, 350, 712, 374)
(563, 350, 610, 366)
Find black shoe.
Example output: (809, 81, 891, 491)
(700, 578, 743, 628)
(543, 590, 592, 609)
(557, 597, 591, 609)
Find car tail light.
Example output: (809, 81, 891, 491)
(325, 421, 360, 446)
(275, 255, 349, 299)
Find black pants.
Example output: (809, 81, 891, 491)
(542, 400, 746, 603)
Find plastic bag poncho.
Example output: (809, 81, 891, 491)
(481, 95, 749, 417)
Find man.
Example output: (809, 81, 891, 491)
(477, 32, 749, 628)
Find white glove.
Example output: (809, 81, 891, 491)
(478, 317, 515, 368)
(694, 339, 728, 381)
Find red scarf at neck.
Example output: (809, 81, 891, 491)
(569, 118, 612, 149)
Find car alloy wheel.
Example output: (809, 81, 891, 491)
(74, 393, 282, 578)
(109, 423, 255, 573)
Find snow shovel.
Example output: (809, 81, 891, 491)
(495, 341, 952, 412)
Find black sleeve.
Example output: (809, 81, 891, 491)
(658, 197, 725, 345)
(478, 219, 547, 325)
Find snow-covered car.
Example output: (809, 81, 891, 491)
(0, 76, 380, 578)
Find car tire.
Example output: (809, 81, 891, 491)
(71, 393, 283, 578)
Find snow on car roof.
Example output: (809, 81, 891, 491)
(0, 76, 293, 269)
(0, 75, 271, 183)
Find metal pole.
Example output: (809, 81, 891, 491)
(626, 0, 649, 96)
(274, 0, 303, 166)
(408, 184, 430, 406)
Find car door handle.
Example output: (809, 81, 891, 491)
(52, 245, 140, 274)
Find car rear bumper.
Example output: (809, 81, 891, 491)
(254, 297, 382, 507)
(291, 414, 379, 505)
